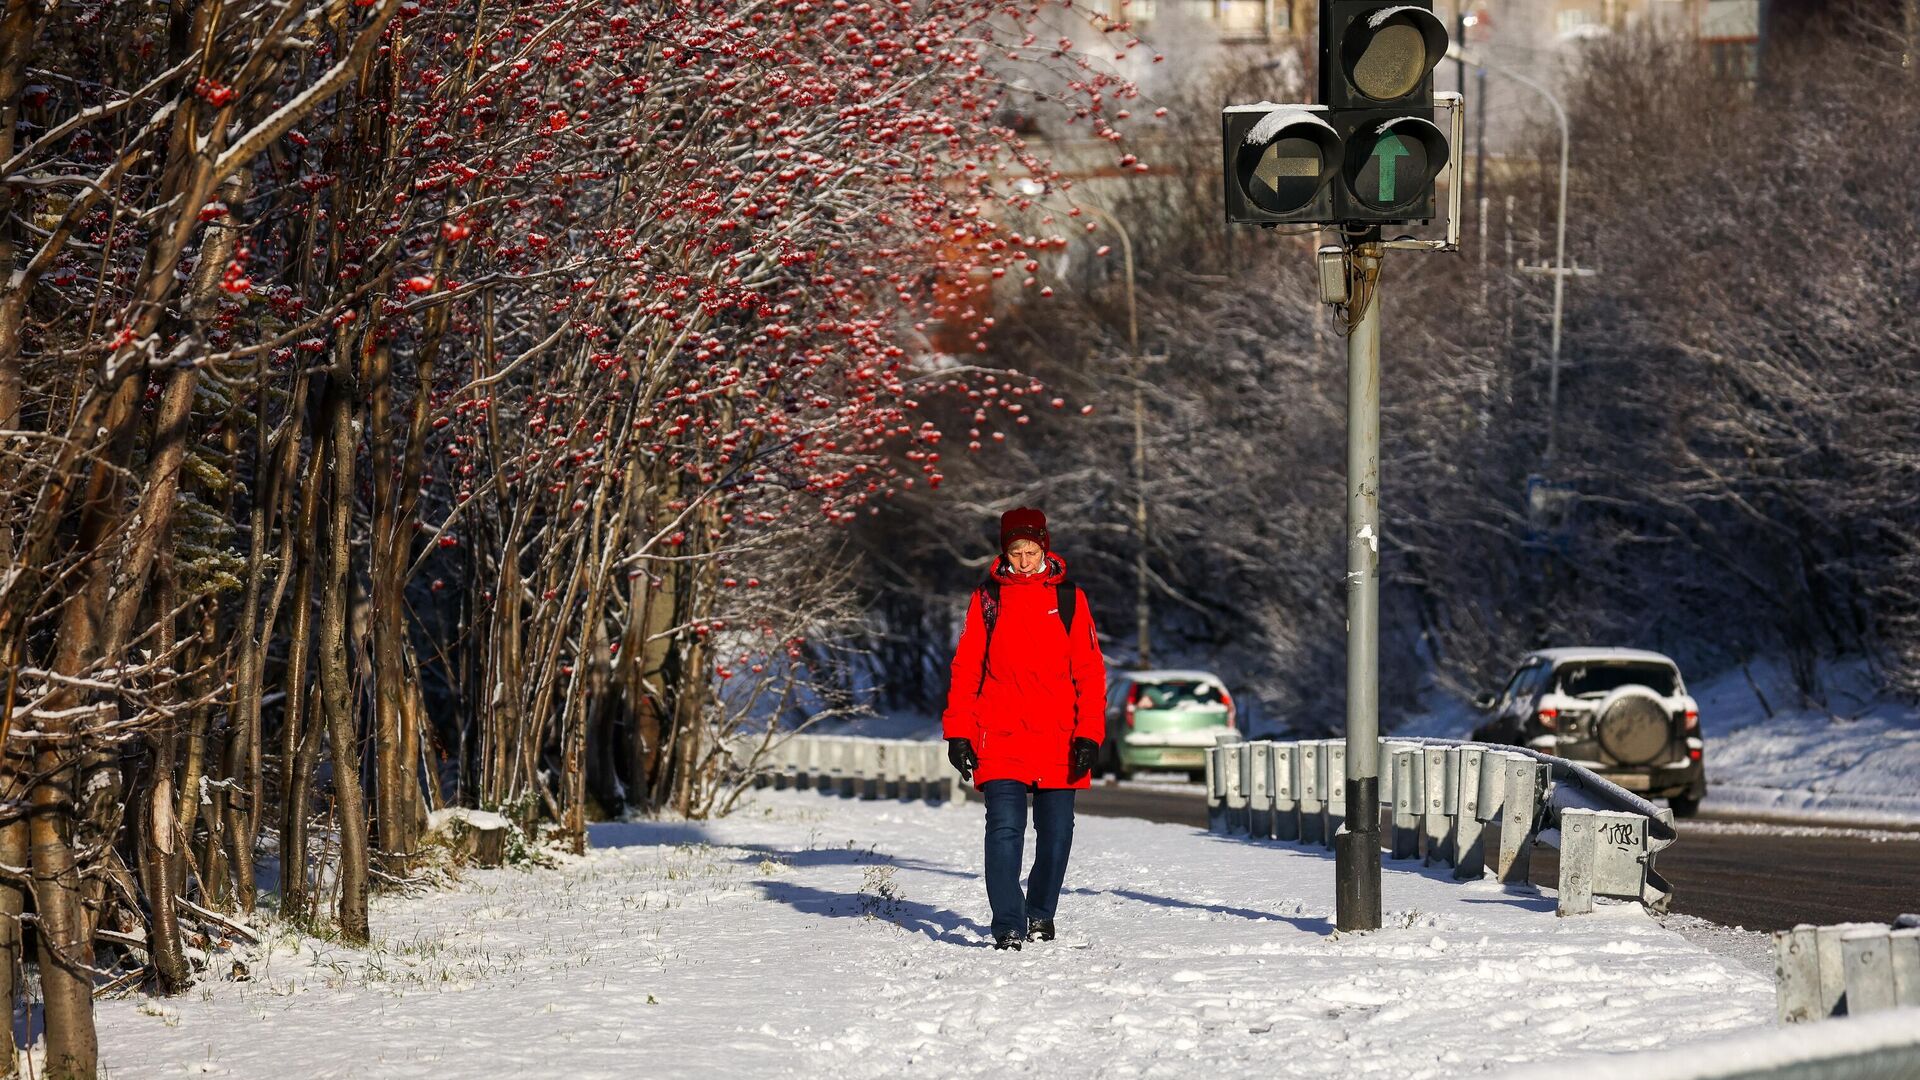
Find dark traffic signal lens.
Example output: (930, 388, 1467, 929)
(1351, 24, 1428, 99)
(1223, 106, 1340, 223)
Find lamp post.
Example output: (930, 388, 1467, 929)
(1447, 46, 1573, 464)
(1074, 202, 1151, 670)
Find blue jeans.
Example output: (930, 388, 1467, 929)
(981, 780, 1076, 938)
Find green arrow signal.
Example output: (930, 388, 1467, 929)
(1370, 133, 1410, 204)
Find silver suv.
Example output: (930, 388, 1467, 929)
(1469, 648, 1707, 816)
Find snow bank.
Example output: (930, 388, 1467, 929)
(100, 791, 1776, 1078)
(425, 807, 511, 833)
(1490, 1006, 1920, 1080)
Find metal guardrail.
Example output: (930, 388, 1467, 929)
(1774, 918, 1920, 1022)
(728, 734, 960, 803)
(732, 731, 1672, 916)
(1206, 736, 1675, 915)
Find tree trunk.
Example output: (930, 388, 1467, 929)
(29, 738, 97, 1080)
(279, 444, 325, 920)
(0, 816, 25, 1078)
(319, 374, 370, 943)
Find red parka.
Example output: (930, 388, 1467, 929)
(942, 554, 1106, 789)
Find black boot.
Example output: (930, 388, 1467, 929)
(992, 930, 1023, 950)
(1027, 920, 1055, 943)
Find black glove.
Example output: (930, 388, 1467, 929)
(947, 737, 978, 783)
(1068, 737, 1099, 782)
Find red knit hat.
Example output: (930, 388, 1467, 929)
(999, 507, 1050, 553)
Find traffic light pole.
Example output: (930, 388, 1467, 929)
(1334, 234, 1384, 933)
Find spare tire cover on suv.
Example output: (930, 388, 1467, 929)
(1598, 690, 1670, 765)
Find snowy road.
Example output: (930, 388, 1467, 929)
(101, 791, 1776, 1078)
(1077, 783, 1920, 931)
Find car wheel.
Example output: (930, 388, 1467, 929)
(1667, 794, 1701, 818)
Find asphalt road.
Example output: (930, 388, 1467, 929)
(1075, 782, 1920, 932)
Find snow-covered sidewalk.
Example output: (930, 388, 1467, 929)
(101, 791, 1776, 1078)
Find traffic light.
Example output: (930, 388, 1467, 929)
(1320, 1, 1450, 224)
(1222, 3, 1451, 227)
(1221, 105, 1340, 225)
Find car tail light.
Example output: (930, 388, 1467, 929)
(1536, 707, 1560, 731)
(1125, 683, 1139, 729)
(1221, 688, 1236, 730)
(1684, 709, 1698, 731)
(1688, 746, 1702, 761)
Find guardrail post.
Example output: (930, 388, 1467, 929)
(1248, 742, 1274, 839)
(1815, 923, 1869, 1017)
(1842, 928, 1898, 1015)
(868, 741, 889, 800)
(1557, 808, 1598, 915)
(1422, 747, 1448, 865)
(1226, 743, 1251, 835)
(1272, 743, 1299, 842)
(892, 741, 915, 800)
(768, 739, 791, 791)
(838, 739, 860, 799)
(1495, 752, 1542, 884)
(1205, 745, 1228, 833)
(1893, 927, 1920, 1007)
(1452, 747, 1485, 881)
(1298, 742, 1324, 846)
(1390, 746, 1421, 859)
(814, 737, 834, 796)
(795, 738, 818, 791)
(917, 737, 940, 799)
(1441, 747, 1465, 866)
(1376, 739, 1395, 841)
(863, 740, 886, 799)
(1324, 740, 1346, 849)
(1775, 926, 1822, 1023)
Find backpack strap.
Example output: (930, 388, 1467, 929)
(975, 579, 1000, 695)
(1055, 578, 1075, 635)
(979, 579, 1001, 638)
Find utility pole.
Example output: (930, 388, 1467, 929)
(1334, 234, 1384, 931)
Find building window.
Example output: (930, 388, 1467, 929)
(1555, 7, 1599, 35)
(1702, 0, 1759, 38)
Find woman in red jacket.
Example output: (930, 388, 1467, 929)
(943, 507, 1106, 950)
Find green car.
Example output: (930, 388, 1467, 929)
(1103, 670, 1238, 781)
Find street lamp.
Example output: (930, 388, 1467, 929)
(1013, 181, 1152, 668)
(1446, 46, 1574, 465)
